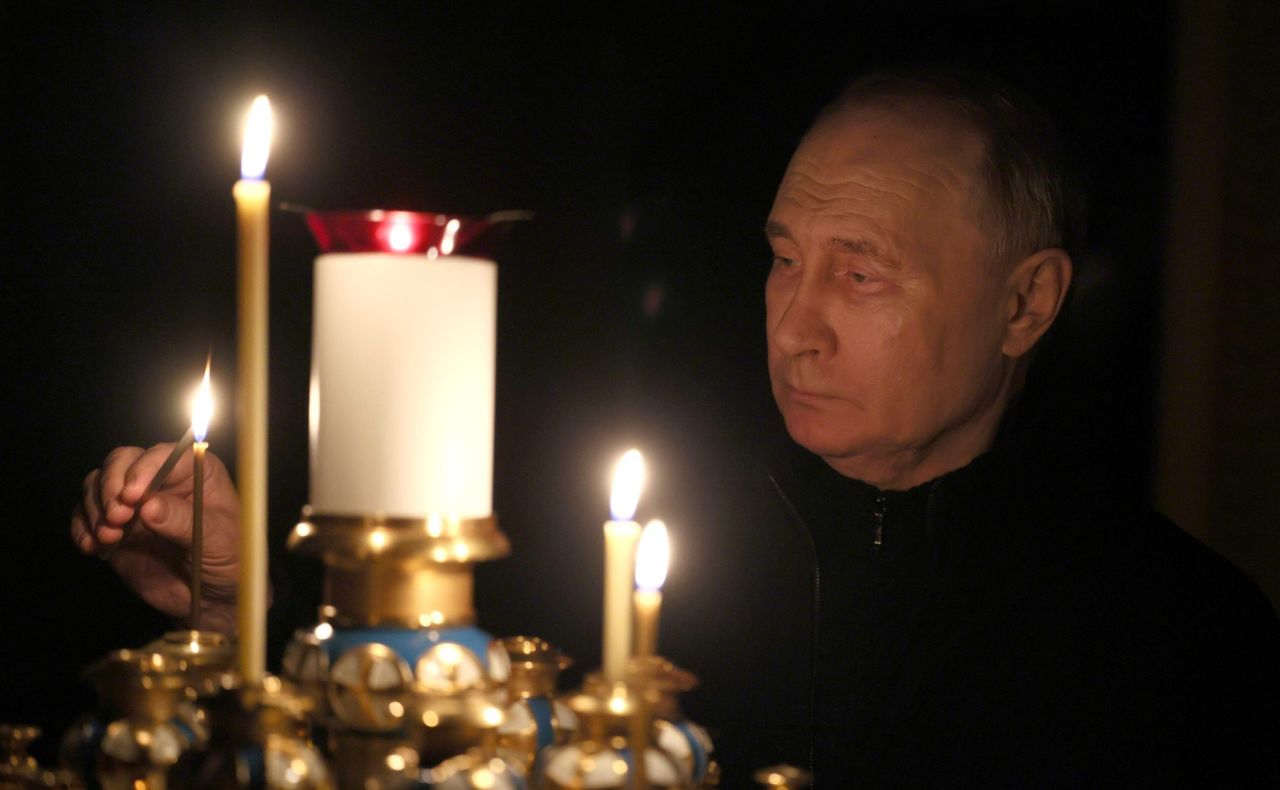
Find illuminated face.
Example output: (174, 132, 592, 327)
(765, 103, 1015, 487)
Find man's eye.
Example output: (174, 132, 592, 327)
(771, 256, 797, 268)
(848, 271, 869, 283)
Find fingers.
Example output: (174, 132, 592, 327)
(199, 451, 241, 515)
(81, 468, 104, 528)
(118, 443, 196, 507)
(79, 465, 127, 546)
(137, 492, 193, 547)
(70, 504, 99, 554)
(97, 446, 144, 525)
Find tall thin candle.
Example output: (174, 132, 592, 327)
(233, 95, 272, 682)
(190, 359, 213, 629)
(603, 449, 644, 681)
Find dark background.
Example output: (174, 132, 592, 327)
(3, 0, 1188, 760)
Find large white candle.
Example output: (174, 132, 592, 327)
(309, 252, 496, 518)
(603, 449, 644, 681)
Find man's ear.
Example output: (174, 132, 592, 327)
(1001, 248, 1073, 359)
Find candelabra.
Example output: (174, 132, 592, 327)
(0, 204, 821, 787)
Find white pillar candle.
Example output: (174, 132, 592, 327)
(309, 252, 496, 518)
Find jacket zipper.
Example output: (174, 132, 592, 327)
(873, 493, 887, 549)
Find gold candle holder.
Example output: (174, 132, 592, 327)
(496, 636, 576, 771)
(284, 509, 514, 787)
(61, 650, 197, 790)
(145, 630, 237, 698)
(537, 673, 684, 789)
(176, 676, 331, 789)
(288, 510, 508, 629)
(628, 656, 718, 788)
(404, 686, 513, 771)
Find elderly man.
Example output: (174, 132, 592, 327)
(683, 68, 1279, 785)
(73, 68, 1278, 785)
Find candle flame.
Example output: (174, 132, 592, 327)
(635, 519, 669, 590)
(192, 358, 214, 442)
(240, 95, 273, 179)
(609, 449, 644, 521)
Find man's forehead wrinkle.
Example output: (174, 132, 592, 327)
(779, 160, 948, 210)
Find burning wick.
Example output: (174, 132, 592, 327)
(190, 356, 214, 629)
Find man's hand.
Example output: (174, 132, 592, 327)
(71, 444, 241, 635)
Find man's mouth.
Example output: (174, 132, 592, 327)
(780, 383, 835, 404)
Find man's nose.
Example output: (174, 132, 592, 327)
(769, 278, 836, 358)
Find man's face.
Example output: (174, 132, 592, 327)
(766, 103, 1013, 485)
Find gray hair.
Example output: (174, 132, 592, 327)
(816, 66, 1085, 269)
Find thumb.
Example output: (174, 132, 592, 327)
(138, 493, 193, 547)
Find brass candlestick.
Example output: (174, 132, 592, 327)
(284, 509, 513, 787)
(537, 674, 683, 789)
(629, 657, 718, 788)
(496, 637, 576, 771)
(145, 630, 237, 697)
(173, 676, 331, 788)
(60, 650, 198, 789)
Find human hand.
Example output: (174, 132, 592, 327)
(71, 444, 241, 635)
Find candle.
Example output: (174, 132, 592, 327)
(633, 519, 669, 659)
(308, 213, 496, 518)
(603, 449, 644, 681)
(190, 358, 213, 630)
(232, 95, 272, 682)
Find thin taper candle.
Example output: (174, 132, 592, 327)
(190, 357, 213, 631)
(191, 441, 206, 628)
(233, 95, 272, 682)
(603, 449, 644, 681)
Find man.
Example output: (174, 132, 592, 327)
(674, 68, 1279, 785)
(73, 68, 1279, 785)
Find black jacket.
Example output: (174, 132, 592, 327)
(675, 431, 1280, 787)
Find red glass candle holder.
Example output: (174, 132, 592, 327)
(302, 208, 530, 256)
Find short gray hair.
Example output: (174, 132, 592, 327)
(816, 65, 1085, 269)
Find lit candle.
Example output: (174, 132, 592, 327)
(232, 95, 272, 682)
(603, 449, 644, 681)
(190, 357, 213, 630)
(309, 212, 497, 518)
(633, 519, 669, 659)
